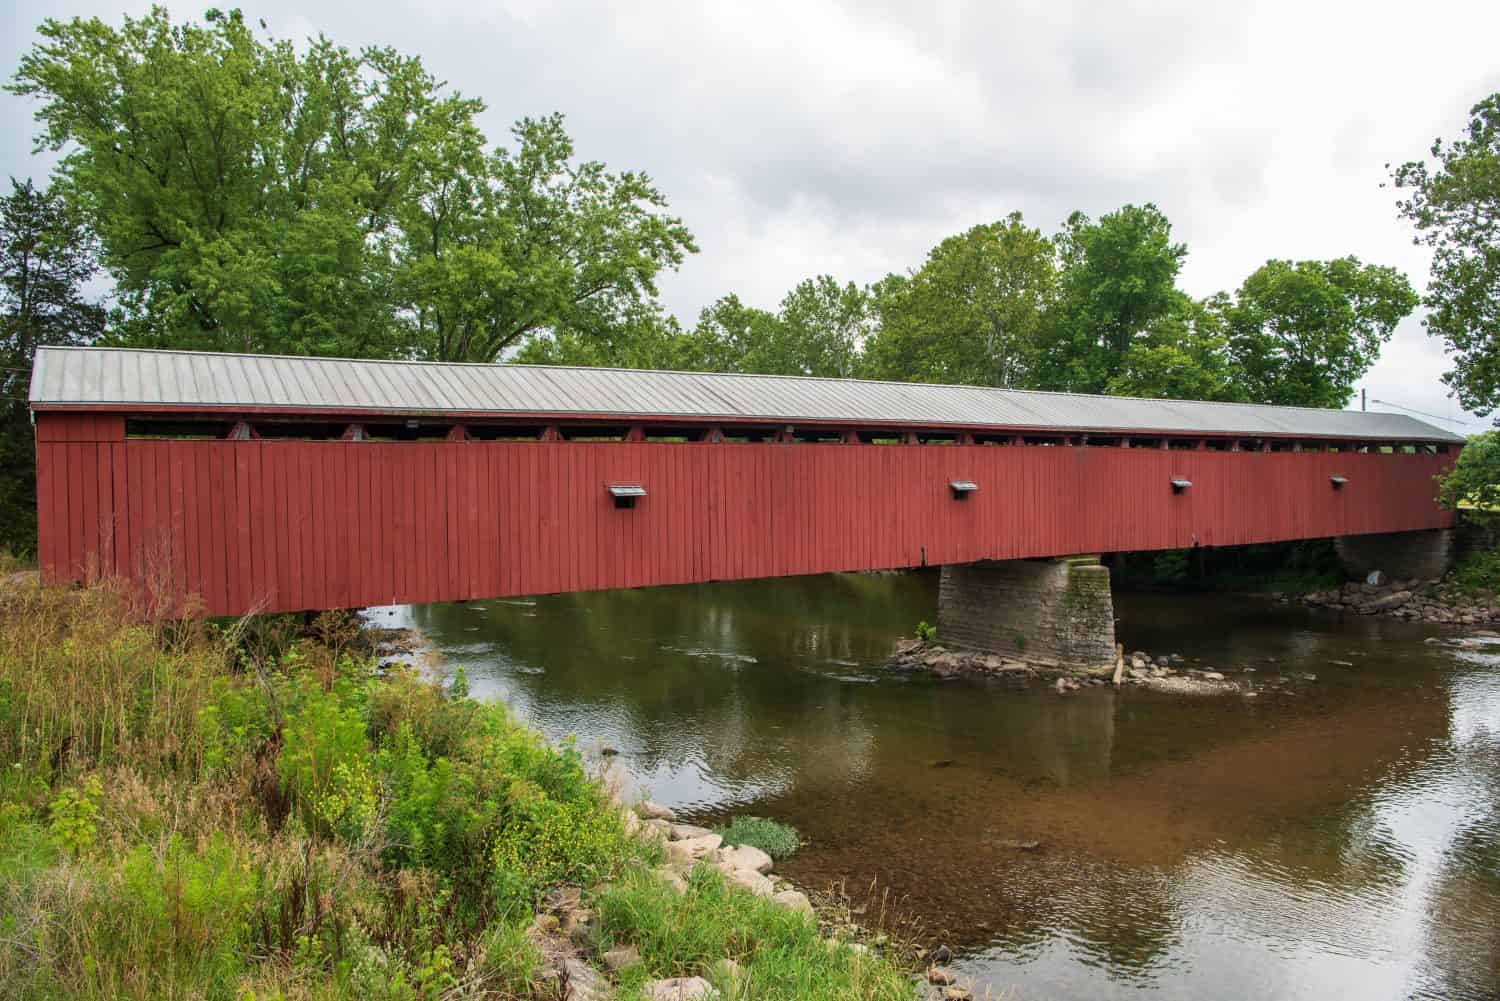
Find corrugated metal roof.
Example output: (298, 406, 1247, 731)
(29, 346, 1464, 442)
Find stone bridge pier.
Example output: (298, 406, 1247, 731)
(937, 556, 1117, 670)
(1335, 529, 1453, 582)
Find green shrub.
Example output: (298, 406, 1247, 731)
(277, 676, 372, 839)
(1439, 431, 1500, 511)
(47, 776, 102, 856)
(490, 775, 632, 913)
(914, 621, 936, 642)
(480, 916, 543, 994)
(197, 678, 276, 775)
(1455, 547, 1500, 594)
(4, 579, 885, 999)
(109, 834, 257, 979)
(715, 815, 801, 860)
(7, 834, 260, 999)
(594, 865, 915, 1001)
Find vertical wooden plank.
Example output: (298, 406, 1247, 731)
(362, 444, 379, 608)
(508, 442, 525, 597)
(197, 445, 222, 615)
(135, 445, 159, 593)
(482, 444, 499, 598)
(294, 444, 316, 615)
(368, 444, 385, 607)
(291, 443, 312, 613)
(568, 444, 583, 593)
(469, 444, 483, 600)
(73, 443, 97, 582)
(94, 441, 116, 580)
(392, 444, 409, 607)
(519, 444, 536, 596)
(166, 442, 190, 610)
(223, 444, 244, 616)
(123, 443, 144, 583)
(261, 443, 283, 614)
(35, 442, 60, 582)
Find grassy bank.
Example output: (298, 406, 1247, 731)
(0, 578, 921, 1000)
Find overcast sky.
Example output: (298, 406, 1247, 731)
(4, 1, 1498, 429)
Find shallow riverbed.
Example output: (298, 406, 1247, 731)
(374, 572, 1500, 1001)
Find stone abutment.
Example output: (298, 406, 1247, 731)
(937, 557, 1117, 670)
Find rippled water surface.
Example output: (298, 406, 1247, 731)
(380, 573, 1500, 1001)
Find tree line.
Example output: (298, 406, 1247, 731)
(521, 206, 1417, 412)
(3, 7, 1498, 553)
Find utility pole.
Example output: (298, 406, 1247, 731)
(1361, 388, 1366, 412)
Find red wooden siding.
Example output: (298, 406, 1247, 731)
(34, 415, 1456, 616)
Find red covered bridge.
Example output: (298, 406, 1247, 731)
(30, 347, 1460, 623)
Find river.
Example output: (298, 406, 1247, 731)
(376, 572, 1500, 1001)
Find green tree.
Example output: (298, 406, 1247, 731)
(685, 295, 799, 374)
(11, 9, 411, 355)
(513, 302, 702, 370)
(777, 276, 871, 378)
(862, 213, 1056, 386)
(1, 178, 106, 554)
(1438, 430, 1500, 510)
(9, 8, 694, 362)
(1106, 292, 1243, 401)
(1036, 204, 1186, 393)
(398, 114, 696, 362)
(1225, 257, 1416, 408)
(1392, 93, 1500, 415)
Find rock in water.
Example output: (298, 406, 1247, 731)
(638, 801, 676, 821)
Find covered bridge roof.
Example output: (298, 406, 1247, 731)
(30, 346, 1464, 443)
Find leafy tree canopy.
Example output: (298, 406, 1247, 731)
(1438, 430, 1500, 510)
(1225, 257, 1416, 409)
(861, 213, 1055, 387)
(1393, 93, 1500, 415)
(1105, 292, 1244, 402)
(1035, 204, 1186, 393)
(777, 276, 872, 379)
(9, 6, 694, 361)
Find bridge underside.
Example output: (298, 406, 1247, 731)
(36, 416, 1455, 616)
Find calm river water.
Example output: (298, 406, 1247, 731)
(379, 572, 1500, 1001)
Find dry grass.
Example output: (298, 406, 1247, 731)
(0, 579, 225, 783)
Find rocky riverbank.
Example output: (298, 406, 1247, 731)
(883, 640, 1327, 697)
(526, 796, 978, 1000)
(1300, 573, 1500, 625)
(356, 614, 946, 1000)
